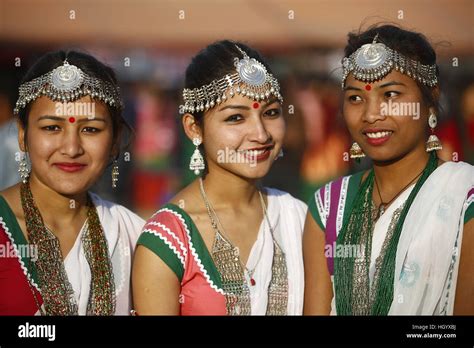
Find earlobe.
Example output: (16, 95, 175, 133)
(111, 151, 119, 162)
(111, 136, 122, 160)
(110, 139, 121, 162)
(432, 86, 440, 100)
(428, 106, 436, 116)
(16, 120, 27, 152)
(182, 113, 202, 143)
(427, 87, 440, 114)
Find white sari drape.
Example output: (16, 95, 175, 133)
(330, 161, 473, 315)
(246, 188, 307, 315)
(390, 161, 473, 315)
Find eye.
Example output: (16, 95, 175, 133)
(225, 114, 244, 122)
(82, 127, 101, 133)
(385, 91, 400, 98)
(264, 108, 281, 117)
(348, 95, 362, 103)
(42, 125, 61, 132)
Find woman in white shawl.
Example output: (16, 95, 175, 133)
(303, 25, 473, 315)
(0, 50, 144, 315)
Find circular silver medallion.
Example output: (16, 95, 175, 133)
(51, 63, 84, 91)
(355, 43, 388, 70)
(236, 58, 267, 87)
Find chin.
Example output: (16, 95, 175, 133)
(366, 149, 404, 163)
(46, 180, 91, 197)
(235, 164, 272, 180)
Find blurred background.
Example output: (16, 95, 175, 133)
(1, 0, 473, 218)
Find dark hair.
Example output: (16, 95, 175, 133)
(183, 40, 276, 124)
(17, 50, 132, 155)
(344, 24, 440, 113)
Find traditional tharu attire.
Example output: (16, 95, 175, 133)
(308, 159, 474, 315)
(311, 29, 474, 315)
(2, 55, 143, 315)
(137, 188, 307, 315)
(0, 193, 144, 315)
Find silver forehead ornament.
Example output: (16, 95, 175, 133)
(233, 48, 268, 87)
(14, 60, 122, 115)
(181, 45, 282, 114)
(341, 34, 438, 89)
(51, 61, 84, 91)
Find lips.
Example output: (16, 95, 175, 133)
(53, 163, 87, 173)
(363, 128, 393, 146)
(239, 145, 274, 162)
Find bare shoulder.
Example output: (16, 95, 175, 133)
(464, 218, 473, 234)
(168, 179, 205, 216)
(166, 179, 213, 246)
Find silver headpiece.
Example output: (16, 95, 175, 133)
(341, 34, 438, 89)
(14, 60, 123, 115)
(181, 45, 282, 114)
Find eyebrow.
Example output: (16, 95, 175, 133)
(378, 81, 407, 88)
(37, 115, 107, 123)
(344, 81, 407, 92)
(218, 97, 280, 111)
(343, 86, 362, 92)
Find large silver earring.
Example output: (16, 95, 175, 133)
(112, 159, 119, 188)
(18, 152, 30, 184)
(349, 142, 365, 159)
(426, 113, 442, 152)
(189, 137, 205, 175)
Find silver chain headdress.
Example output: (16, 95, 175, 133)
(181, 45, 283, 114)
(341, 34, 438, 89)
(14, 60, 123, 115)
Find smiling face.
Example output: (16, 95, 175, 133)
(19, 95, 116, 196)
(184, 92, 285, 180)
(343, 70, 434, 162)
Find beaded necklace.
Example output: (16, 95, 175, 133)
(199, 178, 288, 315)
(20, 181, 116, 315)
(334, 152, 438, 315)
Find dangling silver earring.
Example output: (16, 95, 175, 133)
(112, 159, 119, 188)
(189, 137, 205, 175)
(426, 112, 442, 152)
(349, 142, 365, 159)
(18, 152, 30, 184)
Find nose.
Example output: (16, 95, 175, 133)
(362, 96, 387, 124)
(249, 116, 271, 144)
(60, 129, 85, 158)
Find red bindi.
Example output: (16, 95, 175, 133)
(69, 117, 75, 123)
(253, 102, 260, 109)
(365, 84, 372, 91)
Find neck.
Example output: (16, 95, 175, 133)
(201, 162, 261, 210)
(372, 145, 430, 194)
(28, 174, 88, 224)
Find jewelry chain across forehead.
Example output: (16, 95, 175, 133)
(341, 34, 438, 89)
(14, 60, 123, 115)
(180, 45, 283, 115)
